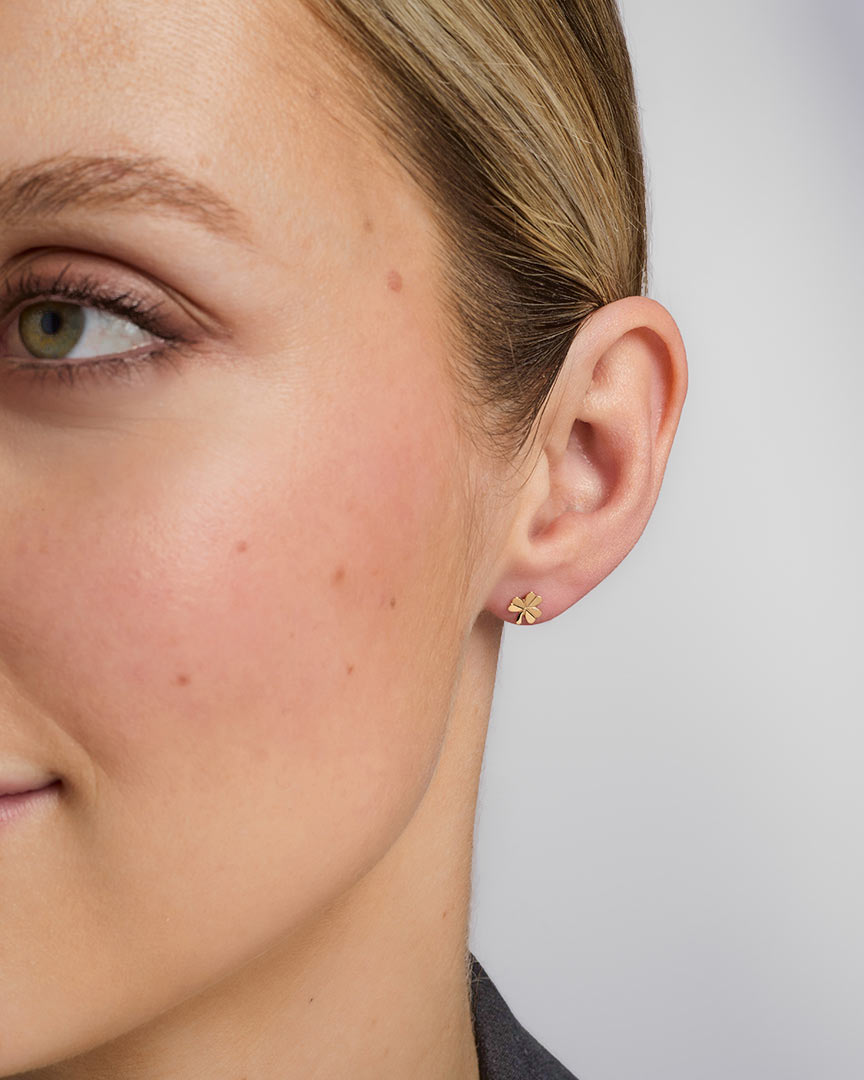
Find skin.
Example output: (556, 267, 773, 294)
(0, 1, 688, 1078)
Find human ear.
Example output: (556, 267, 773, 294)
(485, 296, 688, 624)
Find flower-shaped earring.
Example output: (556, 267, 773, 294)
(508, 591, 542, 624)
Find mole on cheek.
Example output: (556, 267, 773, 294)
(175, 674, 191, 687)
(386, 269, 403, 292)
(331, 565, 346, 586)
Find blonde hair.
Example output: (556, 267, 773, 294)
(296, 0, 647, 464)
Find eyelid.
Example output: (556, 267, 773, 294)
(0, 260, 198, 392)
(0, 252, 233, 346)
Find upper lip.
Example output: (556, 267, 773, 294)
(0, 764, 59, 798)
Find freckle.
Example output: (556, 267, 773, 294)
(235, 540, 248, 553)
(442, 909, 448, 919)
(347, 663, 354, 675)
(331, 565, 346, 585)
(389, 596, 396, 608)
(363, 216, 374, 232)
(176, 673, 190, 687)
(309, 997, 314, 1004)
(386, 268, 403, 292)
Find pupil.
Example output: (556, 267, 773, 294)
(40, 310, 63, 336)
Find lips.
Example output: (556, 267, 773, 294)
(0, 763, 61, 798)
(0, 778, 61, 826)
(0, 778, 58, 797)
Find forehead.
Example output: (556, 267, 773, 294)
(0, 0, 431, 265)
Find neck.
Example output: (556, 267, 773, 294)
(42, 611, 502, 1080)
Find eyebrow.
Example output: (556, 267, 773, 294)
(0, 152, 254, 246)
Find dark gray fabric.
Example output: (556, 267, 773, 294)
(468, 953, 580, 1079)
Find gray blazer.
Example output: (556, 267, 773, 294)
(469, 954, 580, 1080)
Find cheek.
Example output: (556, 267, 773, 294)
(0, 347, 465, 915)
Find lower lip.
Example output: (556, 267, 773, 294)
(0, 780, 62, 827)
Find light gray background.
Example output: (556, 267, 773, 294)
(468, 2, 863, 1078)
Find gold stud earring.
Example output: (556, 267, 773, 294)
(508, 591, 542, 624)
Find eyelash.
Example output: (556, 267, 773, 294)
(0, 264, 187, 390)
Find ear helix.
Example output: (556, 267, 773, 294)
(507, 591, 543, 624)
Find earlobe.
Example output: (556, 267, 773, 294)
(486, 296, 688, 625)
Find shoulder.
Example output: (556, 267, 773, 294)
(469, 954, 581, 1080)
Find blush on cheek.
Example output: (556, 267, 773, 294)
(2, 345, 462, 809)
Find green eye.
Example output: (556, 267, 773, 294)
(19, 301, 86, 359)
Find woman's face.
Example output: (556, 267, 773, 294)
(0, 0, 490, 1065)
